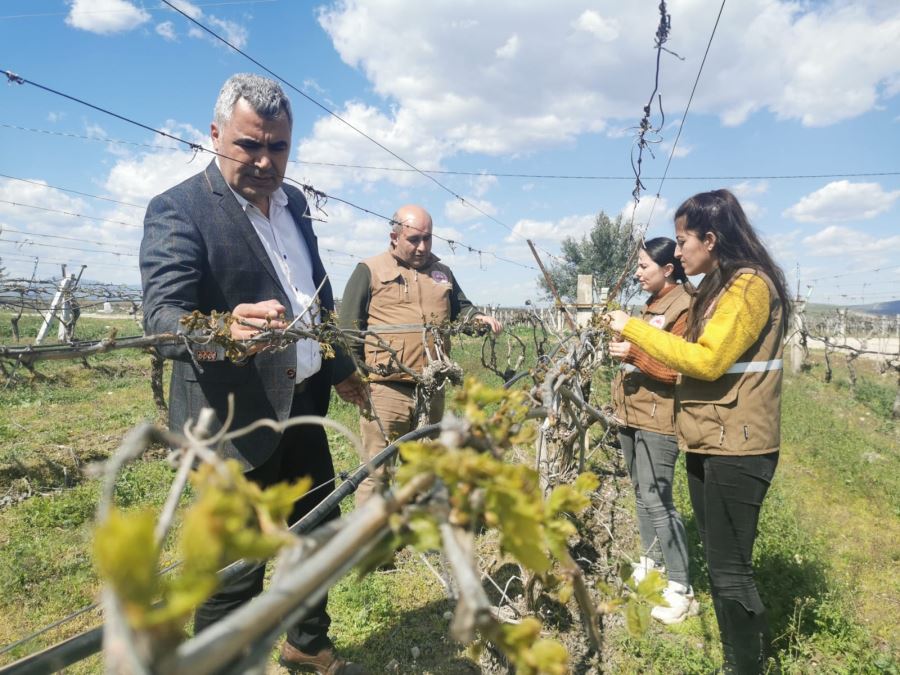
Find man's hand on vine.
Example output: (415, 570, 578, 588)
(335, 371, 369, 410)
(476, 315, 503, 335)
(231, 299, 287, 356)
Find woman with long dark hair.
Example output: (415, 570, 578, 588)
(607, 189, 790, 674)
(609, 237, 695, 623)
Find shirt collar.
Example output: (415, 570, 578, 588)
(387, 249, 441, 269)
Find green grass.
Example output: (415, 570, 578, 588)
(1, 319, 897, 672)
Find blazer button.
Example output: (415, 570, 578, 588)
(286, 368, 296, 380)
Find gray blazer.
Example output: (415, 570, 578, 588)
(140, 161, 354, 469)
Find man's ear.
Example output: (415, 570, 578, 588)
(210, 122, 220, 150)
(389, 230, 398, 248)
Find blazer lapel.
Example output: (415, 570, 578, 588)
(204, 162, 283, 292)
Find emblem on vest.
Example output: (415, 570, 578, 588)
(649, 315, 666, 328)
(431, 271, 449, 284)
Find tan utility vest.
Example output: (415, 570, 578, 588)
(612, 284, 691, 435)
(675, 268, 785, 455)
(363, 251, 453, 383)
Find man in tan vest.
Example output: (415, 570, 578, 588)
(339, 205, 502, 505)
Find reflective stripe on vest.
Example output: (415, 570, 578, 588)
(724, 358, 783, 375)
(369, 322, 427, 333)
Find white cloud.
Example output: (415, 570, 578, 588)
(709, 2, 900, 127)
(168, 0, 203, 20)
(573, 10, 619, 42)
(802, 225, 900, 258)
(64, 0, 248, 48)
(65, 0, 149, 34)
(206, 15, 248, 49)
(620, 196, 671, 230)
(174, 0, 248, 50)
(731, 180, 770, 197)
(660, 141, 692, 159)
(294, 102, 446, 192)
(444, 198, 497, 224)
(728, 181, 769, 222)
(310, 204, 420, 273)
(496, 34, 520, 59)
(763, 228, 801, 262)
(470, 173, 498, 197)
(784, 181, 900, 222)
(156, 21, 176, 41)
(47, 112, 65, 123)
(0, 176, 144, 283)
(303, 79, 327, 96)
(102, 122, 211, 203)
(0, 178, 89, 222)
(507, 214, 595, 243)
(740, 200, 765, 222)
(309, 0, 900, 181)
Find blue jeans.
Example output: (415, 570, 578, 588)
(619, 428, 690, 587)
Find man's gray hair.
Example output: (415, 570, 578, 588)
(390, 211, 407, 235)
(213, 73, 292, 126)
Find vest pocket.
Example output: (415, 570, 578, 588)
(365, 336, 405, 375)
(676, 381, 739, 450)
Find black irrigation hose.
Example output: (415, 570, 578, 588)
(0, 424, 440, 675)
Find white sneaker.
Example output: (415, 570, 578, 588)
(651, 580, 699, 624)
(631, 556, 665, 585)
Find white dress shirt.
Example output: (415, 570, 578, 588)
(223, 176, 322, 382)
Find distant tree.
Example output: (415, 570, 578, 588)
(537, 211, 640, 304)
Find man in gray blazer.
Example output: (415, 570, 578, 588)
(140, 73, 367, 674)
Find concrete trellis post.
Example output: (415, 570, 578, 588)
(35, 275, 76, 345)
(575, 275, 594, 328)
(790, 299, 807, 375)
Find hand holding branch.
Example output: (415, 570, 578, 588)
(607, 339, 632, 361)
(603, 310, 631, 334)
(231, 299, 287, 356)
(476, 314, 503, 335)
(334, 372, 369, 410)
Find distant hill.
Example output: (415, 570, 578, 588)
(848, 300, 900, 315)
(805, 300, 899, 315)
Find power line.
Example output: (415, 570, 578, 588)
(0, 0, 278, 21)
(0, 250, 136, 271)
(6, 123, 897, 183)
(291, 162, 900, 183)
(2, 71, 537, 273)
(0, 238, 138, 258)
(611, 1, 682, 299)
(0, 123, 179, 152)
(0, 227, 138, 254)
(806, 263, 900, 283)
(0, 198, 142, 229)
(645, 0, 727, 230)
(0, 173, 146, 209)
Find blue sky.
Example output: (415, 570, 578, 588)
(1, 0, 898, 308)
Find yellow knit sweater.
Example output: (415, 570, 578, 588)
(621, 274, 770, 382)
